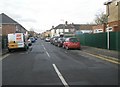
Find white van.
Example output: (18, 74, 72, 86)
(7, 33, 29, 52)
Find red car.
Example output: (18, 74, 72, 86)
(63, 37, 81, 50)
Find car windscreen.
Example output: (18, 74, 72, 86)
(69, 38, 79, 42)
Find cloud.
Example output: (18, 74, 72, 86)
(19, 18, 37, 23)
(1, 0, 106, 33)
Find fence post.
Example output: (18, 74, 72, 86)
(107, 31, 110, 50)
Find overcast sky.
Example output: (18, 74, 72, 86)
(1, 0, 107, 33)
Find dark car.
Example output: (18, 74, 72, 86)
(57, 37, 65, 47)
(30, 37, 36, 43)
(53, 37, 59, 46)
(50, 36, 59, 45)
(63, 37, 81, 50)
(50, 37, 55, 44)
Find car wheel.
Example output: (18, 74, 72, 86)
(77, 47, 81, 50)
(62, 45, 65, 49)
(66, 46, 69, 50)
(58, 44, 60, 47)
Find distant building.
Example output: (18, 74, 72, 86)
(50, 26, 57, 37)
(104, 0, 120, 32)
(50, 22, 74, 37)
(44, 30, 51, 37)
(50, 22, 95, 36)
(41, 30, 51, 38)
(53, 21, 75, 37)
(0, 13, 28, 36)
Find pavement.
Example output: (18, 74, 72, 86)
(0, 49, 8, 56)
(81, 46, 119, 59)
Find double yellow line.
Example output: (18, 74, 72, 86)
(84, 51, 120, 64)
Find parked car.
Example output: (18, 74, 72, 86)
(53, 37, 59, 46)
(50, 37, 55, 44)
(34, 37, 38, 40)
(57, 37, 66, 47)
(30, 37, 36, 43)
(45, 37, 50, 42)
(27, 38, 32, 46)
(63, 37, 81, 50)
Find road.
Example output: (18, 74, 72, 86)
(2, 38, 119, 86)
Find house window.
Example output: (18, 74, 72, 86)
(106, 27, 113, 32)
(60, 29, 63, 32)
(16, 25, 19, 32)
(94, 29, 103, 33)
(54, 29, 56, 33)
(65, 29, 69, 32)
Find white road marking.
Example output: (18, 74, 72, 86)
(52, 64, 69, 87)
(42, 44, 46, 51)
(46, 51, 50, 58)
(42, 44, 50, 57)
(0, 54, 10, 61)
(65, 51, 67, 53)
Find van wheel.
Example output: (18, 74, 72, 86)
(24, 46, 28, 51)
(8, 49, 12, 52)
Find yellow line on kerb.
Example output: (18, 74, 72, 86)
(85, 52, 120, 64)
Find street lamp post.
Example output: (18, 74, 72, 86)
(60, 19, 65, 36)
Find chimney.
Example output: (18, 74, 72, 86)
(65, 21, 68, 26)
(52, 26, 54, 29)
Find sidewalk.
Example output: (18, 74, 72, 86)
(0, 48, 8, 56)
(81, 46, 119, 59)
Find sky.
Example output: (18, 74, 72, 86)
(1, 0, 107, 33)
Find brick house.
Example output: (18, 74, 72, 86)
(0, 13, 28, 36)
(77, 24, 95, 34)
(74, 24, 95, 35)
(92, 24, 107, 33)
(104, 0, 120, 32)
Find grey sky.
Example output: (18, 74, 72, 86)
(1, 0, 106, 33)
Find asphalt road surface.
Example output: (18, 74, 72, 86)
(2, 38, 119, 86)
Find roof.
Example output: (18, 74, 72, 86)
(54, 24, 75, 29)
(0, 13, 28, 31)
(73, 24, 81, 30)
(104, 0, 120, 5)
(0, 13, 18, 24)
(79, 24, 96, 30)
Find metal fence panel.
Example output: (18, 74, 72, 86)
(110, 31, 120, 51)
(85, 33, 107, 49)
(76, 31, 120, 51)
(2, 35, 8, 49)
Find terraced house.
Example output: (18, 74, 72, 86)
(0, 13, 27, 36)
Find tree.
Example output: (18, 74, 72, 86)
(28, 28, 35, 37)
(94, 11, 108, 24)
